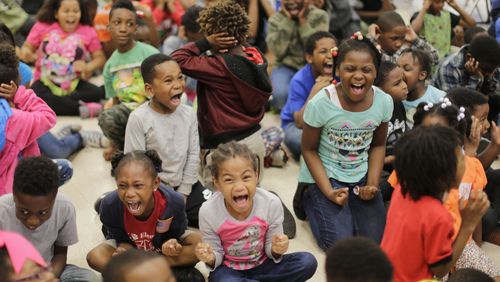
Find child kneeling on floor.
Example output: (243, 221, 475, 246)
(195, 141, 317, 281)
(86, 150, 204, 282)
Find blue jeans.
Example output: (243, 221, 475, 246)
(53, 159, 73, 186)
(270, 66, 296, 110)
(60, 264, 97, 282)
(283, 123, 302, 158)
(209, 252, 317, 282)
(38, 132, 83, 159)
(302, 177, 386, 251)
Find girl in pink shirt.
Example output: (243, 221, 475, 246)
(20, 0, 106, 116)
(0, 45, 56, 195)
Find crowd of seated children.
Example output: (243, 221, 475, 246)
(0, 0, 500, 281)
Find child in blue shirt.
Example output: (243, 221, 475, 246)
(280, 31, 337, 158)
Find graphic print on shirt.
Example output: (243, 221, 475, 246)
(327, 121, 377, 170)
(459, 182, 472, 200)
(40, 31, 84, 92)
(387, 118, 405, 149)
(110, 63, 148, 106)
(128, 231, 156, 251)
(219, 217, 268, 270)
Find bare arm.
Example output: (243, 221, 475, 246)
(411, 0, 432, 34)
(448, 0, 476, 28)
(302, 123, 349, 205)
(19, 42, 37, 63)
(431, 191, 489, 278)
(293, 77, 330, 128)
(51, 245, 68, 278)
(247, 0, 259, 39)
(477, 122, 500, 169)
(366, 122, 388, 187)
(259, 0, 275, 18)
(163, 232, 202, 266)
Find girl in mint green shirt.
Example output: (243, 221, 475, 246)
(299, 35, 393, 250)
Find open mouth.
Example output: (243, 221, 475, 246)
(233, 194, 249, 208)
(350, 83, 365, 96)
(323, 62, 333, 75)
(127, 201, 141, 214)
(285, 4, 300, 16)
(170, 93, 182, 105)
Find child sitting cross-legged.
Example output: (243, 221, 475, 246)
(195, 141, 318, 281)
(86, 150, 204, 282)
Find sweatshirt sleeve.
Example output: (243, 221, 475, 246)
(124, 111, 147, 153)
(298, 7, 329, 43)
(178, 111, 200, 196)
(99, 192, 134, 245)
(264, 192, 284, 262)
(265, 13, 296, 61)
(170, 40, 229, 83)
(199, 200, 224, 271)
(8, 87, 56, 149)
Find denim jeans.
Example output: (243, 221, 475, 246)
(270, 66, 296, 110)
(53, 159, 73, 186)
(283, 123, 302, 158)
(38, 132, 83, 159)
(302, 177, 386, 251)
(209, 252, 317, 282)
(60, 264, 97, 282)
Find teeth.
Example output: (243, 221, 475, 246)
(353, 84, 363, 87)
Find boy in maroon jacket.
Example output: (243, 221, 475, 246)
(171, 0, 272, 190)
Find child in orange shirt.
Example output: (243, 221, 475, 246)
(388, 99, 500, 279)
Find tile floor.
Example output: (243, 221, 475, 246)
(56, 1, 499, 280)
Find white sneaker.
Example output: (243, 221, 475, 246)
(80, 130, 110, 148)
(56, 124, 82, 139)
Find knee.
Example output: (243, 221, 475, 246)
(290, 252, 318, 277)
(86, 245, 113, 272)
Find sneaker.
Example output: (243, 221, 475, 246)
(80, 130, 110, 148)
(269, 191, 296, 239)
(55, 124, 82, 139)
(79, 102, 103, 119)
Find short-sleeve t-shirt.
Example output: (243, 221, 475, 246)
(298, 85, 393, 183)
(93, 3, 112, 42)
(0, 193, 78, 262)
(103, 41, 159, 108)
(26, 22, 102, 96)
(443, 156, 487, 240)
(386, 100, 407, 157)
(123, 189, 167, 252)
(381, 189, 454, 282)
(403, 85, 446, 127)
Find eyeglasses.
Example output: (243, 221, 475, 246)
(13, 265, 52, 282)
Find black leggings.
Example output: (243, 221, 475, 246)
(32, 80, 104, 116)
